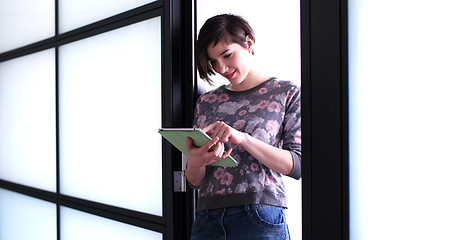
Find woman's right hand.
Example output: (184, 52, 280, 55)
(184, 136, 232, 187)
(185, 136, 233, 168)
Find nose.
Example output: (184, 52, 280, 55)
(214, 60, 228, 74)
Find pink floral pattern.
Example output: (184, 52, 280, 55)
(201, 93, 218, 103)
(233, 119, 246, 130)
(267, 102, 282, 113)
(257, 100, 270, 109)
(193, 78, 301, 210)
(266, 120, 280, 136)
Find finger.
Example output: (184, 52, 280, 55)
(206, 121, 226, 135)
(212, 123, 227, 141)
(212, 140, 225, 158)
(202, 121, 219, 135)
(222, 148, 233, 159)
(185, 137, 193, 151)
(220, 129, 230, 143)
(203, 136, 219, 151)
(212, 123, 230, 143)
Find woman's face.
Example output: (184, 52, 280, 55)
(206, 39, 253, 87)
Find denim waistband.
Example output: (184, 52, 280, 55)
(200, 204, 279, 216)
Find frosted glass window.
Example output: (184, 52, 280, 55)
(0, 189, 57, 240)
(349, 0, 455, 239)
(0, 49, 56, 192)
(59, 0, 157, 33)
(0, 0, 54, 53)
(59, 17, 162, 216)
(196, 1, 301, 239)
(61, 207, 162, 240)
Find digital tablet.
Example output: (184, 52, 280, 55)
(158, 128, 238, 167)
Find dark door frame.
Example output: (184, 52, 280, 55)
(301, 0, 349, 239)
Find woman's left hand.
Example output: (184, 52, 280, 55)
(204, 120, 294, 176)
(203, 121, 246, 145)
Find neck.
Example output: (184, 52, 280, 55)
(226, 69, 271, 91)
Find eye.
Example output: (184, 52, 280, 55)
(224, 53, 232, 59)
(209, 59, 217, 67)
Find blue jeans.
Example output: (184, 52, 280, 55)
(191, 204, 291, 240)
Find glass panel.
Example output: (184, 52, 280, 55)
(196, 1, 301, 239)
(0, 0, 54, 53)
(59, 0, 157, 33)
(61, 207, 162, 240)
(0, 189, 57, 240)
(349, 0, 455, 239)
(59, 17, 162, 216)
(0, 49, 56, 192)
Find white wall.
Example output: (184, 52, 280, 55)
(349, 0, 455, 239)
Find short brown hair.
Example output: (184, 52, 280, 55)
(196, 14, 255, 85)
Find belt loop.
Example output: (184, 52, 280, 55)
(244, 204, 251, 212)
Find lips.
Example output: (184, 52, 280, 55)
(224, 70, 236, 80)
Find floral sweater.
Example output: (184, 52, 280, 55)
(192, 78, 301, 211)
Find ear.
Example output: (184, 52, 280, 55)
(245, 36, 255, 54)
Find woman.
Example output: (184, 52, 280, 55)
(185, 14, 301, 240)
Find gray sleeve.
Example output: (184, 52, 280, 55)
(186, 178, 201, 190)
(286, 151, 301, 180)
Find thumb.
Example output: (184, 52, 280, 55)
(185, 137, 194, 151)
